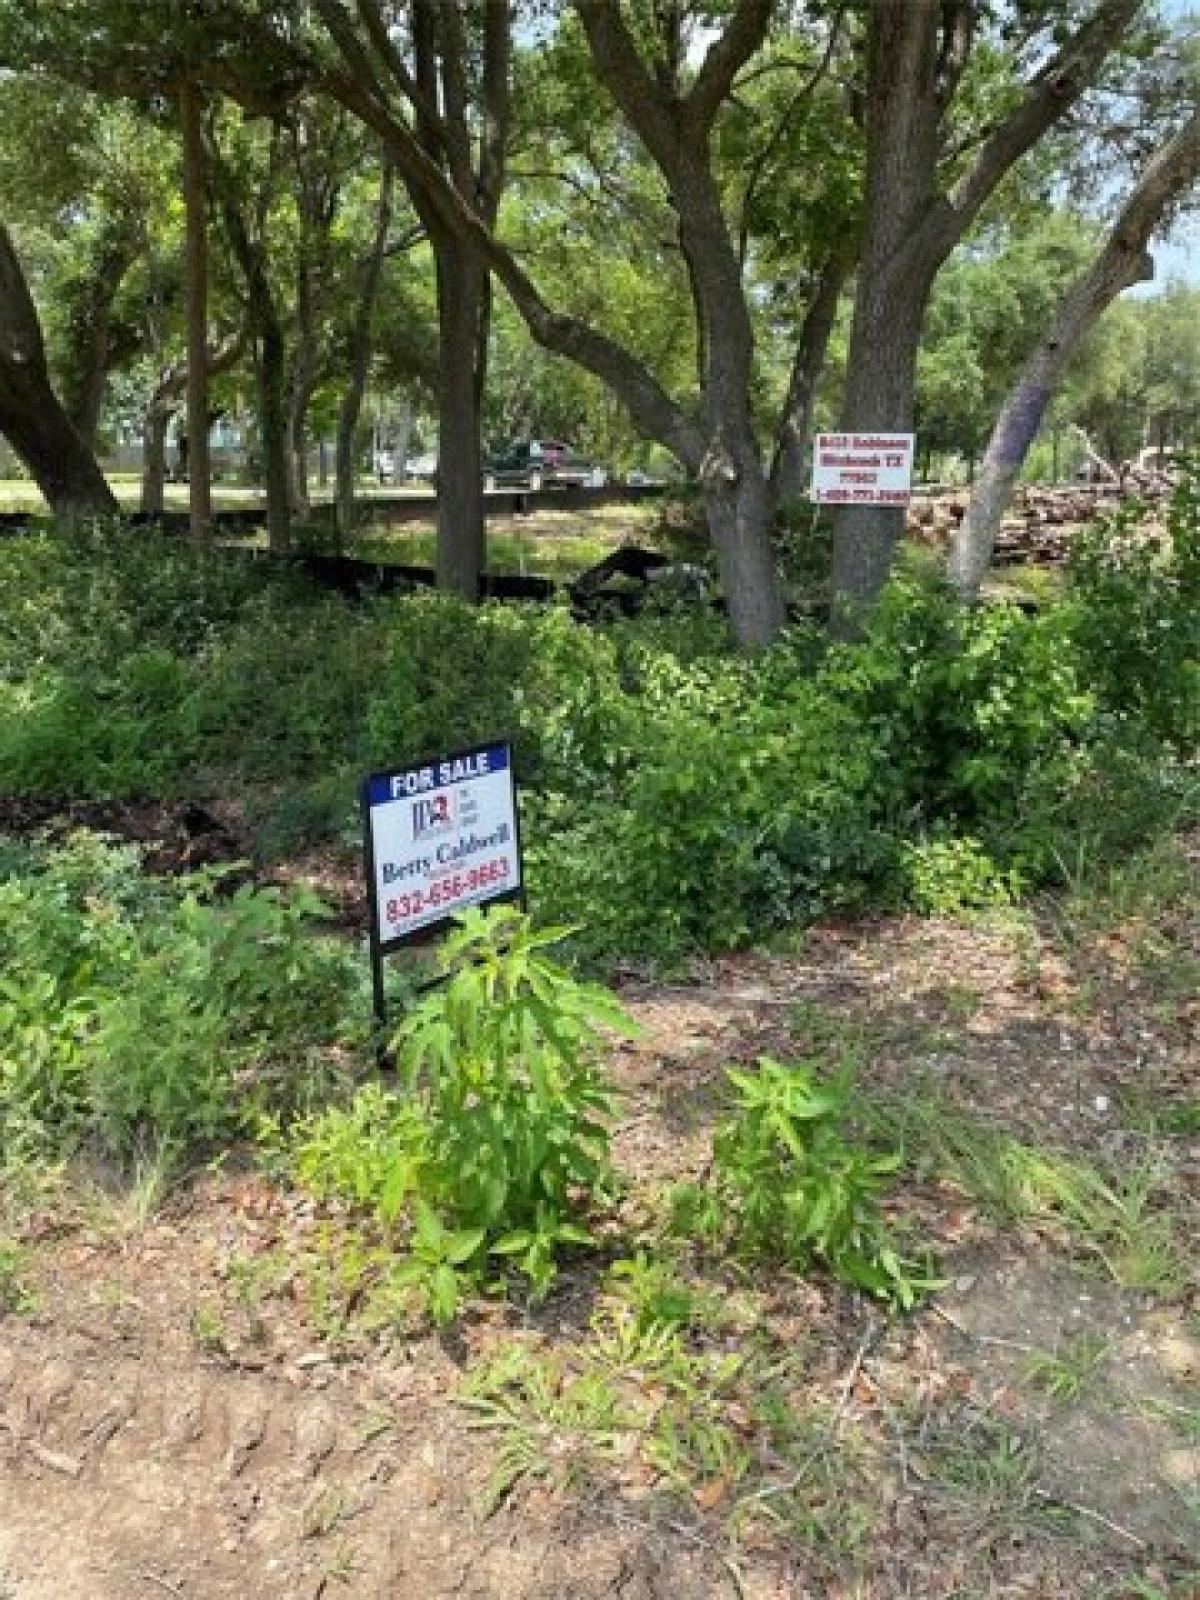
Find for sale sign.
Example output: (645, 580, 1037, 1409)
(361, 741, 523, 951)
(810, 432, 915, 506)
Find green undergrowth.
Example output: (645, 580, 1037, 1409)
(290, 914, 928, 1326)
(1, 472, 1197, 965)
(0, 833, 364, 1172)
(293, 907, 629, 1319)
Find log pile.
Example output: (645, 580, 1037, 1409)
(906, 473, 1179, 567)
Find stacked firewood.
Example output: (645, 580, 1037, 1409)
(906, 474, 1179, 566)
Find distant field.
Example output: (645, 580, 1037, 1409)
(0, 478, 664, 582)
(0, 477, 439, 513)
(354, 503, 662, 578)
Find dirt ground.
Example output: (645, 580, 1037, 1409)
(1, 839, 1197, 1599)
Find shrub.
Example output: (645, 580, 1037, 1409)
(365, 594, 629, 789)
(1067, 467, 1200, 747)
(0, 837, 361, 1167)
(673, 1057, 934, 1308)
(294, 908, 630, 1311)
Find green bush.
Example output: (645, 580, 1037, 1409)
(0, 837, 361, 1166)
(673, 1057, 935, 1308)
(2, 482, 1197, 971)
(294, 908, 629, 1312)
(1067, 468, 1200, 746)
(366, 594, 629, 788)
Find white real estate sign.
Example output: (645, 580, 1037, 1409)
(810, 433, 915, 507)
(362, 741, 522, 949)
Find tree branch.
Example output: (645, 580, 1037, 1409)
(944, 0, 1143, 244)
(687, 0, 777, 133)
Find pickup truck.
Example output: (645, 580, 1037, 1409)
(483, 439, 606, 492)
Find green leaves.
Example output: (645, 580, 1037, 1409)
(296, 908, 628, 1322)
(0, 835, 360, 1170)
(697, 1056, 937, 1311)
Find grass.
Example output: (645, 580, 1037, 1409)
(880, 1093, 1193, 1298)
(1021, 1333, 1111, 1403)
(919, 1412, 1052, 1540)
(0, 474, 437, 514)
(0, 1239, 35, 1314)
(353, 503, 661, 579)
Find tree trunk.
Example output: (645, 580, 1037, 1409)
(769, 251, 851, 510)
(214, 160, 291, 553)
(704, 465, 786, 647)
(258, 313, 292, 552)
(953, 105, 1200, 596)
(0, 222, 117, 519)
(828, 287, 929, 630)
(60, 221, 140, 450)
(180, 82, 212, 540)
(289, 255, 317, 515)
(289, 385, 314, 516)
(829, 1, 942, 633)
(433, 232, 488, 599)
(335, 163, 394, 545)
(141, 400, 174, 515)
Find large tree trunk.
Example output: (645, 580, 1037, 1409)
(828, 0, 1141, 631)
(180, 82, 213, 540)
(0, 222, 117, 519)
(433, 232, 488, 598)
(704, 465, 786, 646)
(335, 167, 394, 545)
(829, 2, 942, 633)
(953, 105, 1200, 596)
(828, 288, 931, 628)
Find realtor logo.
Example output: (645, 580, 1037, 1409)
(412, 793, 455, 839)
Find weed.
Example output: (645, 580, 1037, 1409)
(462, 1343, 632, 1513)
(1136, 1397, 1200, 1444)
(295, 909, 629, 1317)
(191, 1303, 228, 1355)
(320, 1545, 360, 1586)
(606, 1251, 711, 1335)
(646, 1405, 751, 1500)
(921, 1412, 1048, 1539)
(1021, 1333, 1110, 1403)
(0, 1240, 34, 1314)
(0, 837, 361, 1170)
(302, 1486, 348, 1539)
(882, 1093, 1193, 1297)
(686, 1056, 937, 1308)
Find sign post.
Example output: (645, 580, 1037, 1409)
(360, 739, 525, 1061)
(810, 432, 915, 507)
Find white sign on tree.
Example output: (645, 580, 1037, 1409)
(810, 433, 915, 506)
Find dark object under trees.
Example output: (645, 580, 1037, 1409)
(0, 221, 117, 520)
